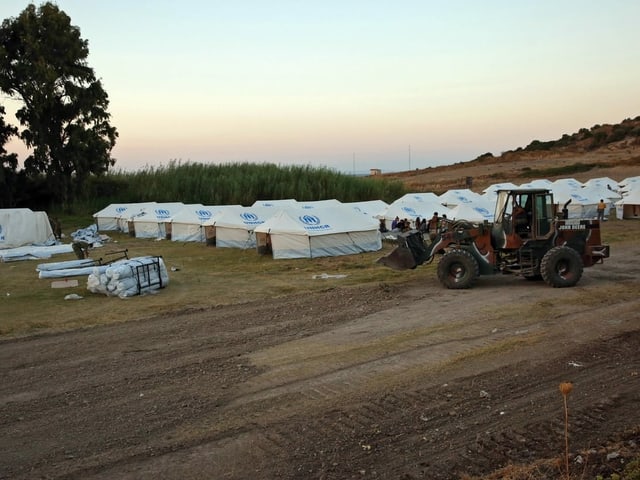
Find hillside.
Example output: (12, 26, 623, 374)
(382, 116, 640, 193)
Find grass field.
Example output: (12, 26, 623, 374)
(1, 216, 635, 338)
(0, 228, 431, 337)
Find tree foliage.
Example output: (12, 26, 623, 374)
(0, 105, 19, 206)
(0, 2, 118, 207)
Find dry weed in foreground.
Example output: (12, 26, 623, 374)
(559, 381, 574, 480)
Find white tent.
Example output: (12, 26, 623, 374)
(552, 178, 584, 190)
(254, 205, 381, 259)
(93, 202, 156, 232)
(252, 199, 298, 208)
(483, 182, 518, 194)
(343, 200, 389, 218)
(619, 176, 640, 193)
(297, 199, 343, 209)
(448, 201, 496, 223)
(519, 179, 553, 189)
(132, 203, 185, 239)
(0, 209, 55, 248)
(393, 192, 441, 204)
(438, 189, 482, 208)
(170, 205, 241, 242)
(212, 206, 276, 249)
(583, 177, 619, 191)
(615, 189, 640, 219)
(115, 202, 158, 233)
(551, 188, 601, 219)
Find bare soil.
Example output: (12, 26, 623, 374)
(1, 233, 638, 479)
(383, 149, 640, 193)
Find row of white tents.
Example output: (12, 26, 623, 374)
(2, 175, 638, 255)
(90, 175, 640, 260)
(93, 199, 389, 259)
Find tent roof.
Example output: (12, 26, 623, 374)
(254, 205, 378, 236)
(380, 200, 451, 221)
(211, 206, 277, 229)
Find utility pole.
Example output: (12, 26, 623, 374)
(353, 152, 356, 175)
(408, 144, 411, 171)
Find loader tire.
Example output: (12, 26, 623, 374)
(540, 246, 583, 288)
(437, 249, 479, 289)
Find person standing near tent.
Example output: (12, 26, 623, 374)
(597, 199, 607, 221)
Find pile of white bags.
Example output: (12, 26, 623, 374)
(87, 256, 169, 298)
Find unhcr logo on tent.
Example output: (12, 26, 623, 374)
(116, 207, 128, 213)
(299, 214, 330, 231)
(240, 212, 262, 225)
(196, 210, 212, 220)
(401, 206, 418, 216)
(0, 224, 4, 242)
(155, 209, 171, 219)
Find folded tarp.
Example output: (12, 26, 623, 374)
(0, 244, 73, 262)
(87, 256, 169, 298)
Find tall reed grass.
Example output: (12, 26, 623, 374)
(78, 161, 406, 213)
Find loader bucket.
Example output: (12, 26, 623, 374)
(377, 244, 417, 270)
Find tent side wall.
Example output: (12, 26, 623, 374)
(171, 223, 205, 242)
(616, 202, 640, 219)
(309, 231, 381, 258)
(269, 233, 312, 259)
(215, 227, 256, 249)
(269, 230, 381, 259)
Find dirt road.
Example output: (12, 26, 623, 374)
(1, 240, 638, 479)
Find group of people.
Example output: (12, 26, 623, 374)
(379, 212, 448, 239)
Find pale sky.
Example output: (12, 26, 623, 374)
(2, 1, 639, 174)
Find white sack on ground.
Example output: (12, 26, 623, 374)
(0, 244, 74, 262)
(39, 265, 108, 279)
(37, 258, 98, 271)
(86, 256, 169, 298)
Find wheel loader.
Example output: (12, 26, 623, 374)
(377, 189, 610, 289)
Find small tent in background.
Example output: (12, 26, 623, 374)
(483, 182, 518, 195)
(297, 199, 343, 209)
(132, 203, 185, 239)
(211, 206, 276, 249)
(615, 189, 640, 219)
(0, 208, 55, 248)
(519, 179, 553, 189)
(115, 203, 158, 233)
(551, 188, 601, 219)
(254, 205, 381, 259)
(343, 200, 389, 218)
(619, 176, 640, 194)
(393, 192, 441, 204)
(583, 177, 619, 191)
(170, 205, 241, 242)
(93, 202, 156, 232)
(551, 178, 584, 190)
(252, 199, 298, 208)
(448, 202, 495, 223)
(438, 189, 482, 208)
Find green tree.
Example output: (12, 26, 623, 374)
(0, 105, 19, 207)
(0, 2, 117, 208)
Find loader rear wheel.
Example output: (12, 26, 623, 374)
(540, 246, 583, 288)
(437, 249, 479, 289)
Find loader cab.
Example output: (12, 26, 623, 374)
(492, 189, 554, 249)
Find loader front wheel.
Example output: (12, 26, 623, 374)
(540, 246, 583, 288)
(437, 249, 479, 289)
